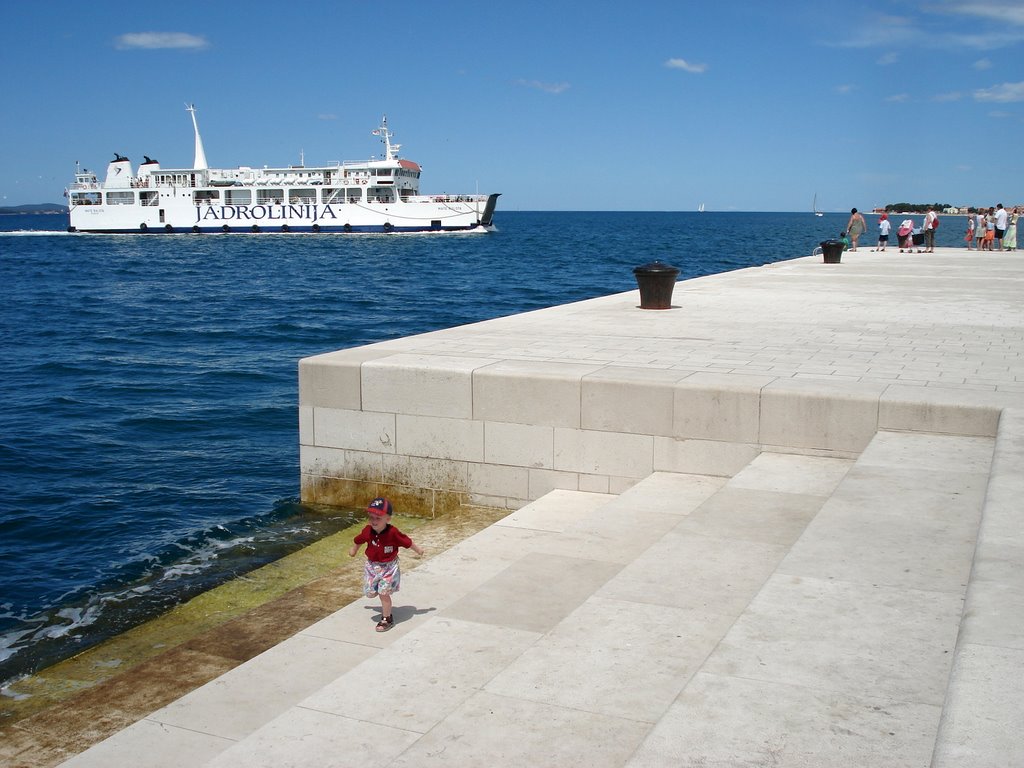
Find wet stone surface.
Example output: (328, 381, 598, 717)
(0, 505, 510, 768)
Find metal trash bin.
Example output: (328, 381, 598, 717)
(819, 240, 844, 264)
(633, 261, 681, 309)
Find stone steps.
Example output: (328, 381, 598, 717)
(58, 429, 1006, 766)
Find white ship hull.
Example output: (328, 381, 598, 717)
(69, 196, 499, 234)
(67, 109, 499, 235)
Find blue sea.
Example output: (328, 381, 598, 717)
(0, 209, 969, 687)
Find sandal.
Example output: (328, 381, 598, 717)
(375, 615, 395, 632)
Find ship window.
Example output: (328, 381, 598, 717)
(289, 188, 315, 204)
(368, 187, 395, 204)
(321, 188, 345, 204)
(374, 168, 392, 177)
(225, 189, 251, 205)
(71, 191, 102, 206)
(106, 191, 135, 205)
(256, 189, 284, 205)
(194, 190, 220, 204)
(141, 190, 159, 206)
(346, 187, 362, 202)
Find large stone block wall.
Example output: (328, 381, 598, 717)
(298, 341, 1006, 516)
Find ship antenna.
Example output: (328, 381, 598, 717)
(186, 103, 208, 170)
(373, 116, 399, 161)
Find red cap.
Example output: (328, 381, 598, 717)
(366, 497, 393, 516)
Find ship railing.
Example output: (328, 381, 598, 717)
(406, 194, 489, 204)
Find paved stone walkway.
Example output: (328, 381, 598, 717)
(52, 248, 1024, 766)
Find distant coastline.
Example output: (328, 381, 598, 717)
(0, 203, 67, 215)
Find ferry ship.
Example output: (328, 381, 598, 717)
(66, 106, 499, 234)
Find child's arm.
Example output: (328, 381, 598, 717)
(409, 541, 424, 557)
(348, 543, 361, 558)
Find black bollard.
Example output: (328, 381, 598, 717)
(633, 261, 681, 309)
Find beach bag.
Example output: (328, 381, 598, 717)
(932, 217, 939, 229)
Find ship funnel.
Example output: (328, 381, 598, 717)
(186, 104, 208, 170)
(104, 153, 134, 188)
(138, 155, 161, 177)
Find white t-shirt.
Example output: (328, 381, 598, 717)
(996, 208, 1008, 229)
(879, 219, 891, 236)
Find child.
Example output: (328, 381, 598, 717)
(839, 231, 851, 251)
(873, 213, 890, 252)
(349, 497, 423, 632)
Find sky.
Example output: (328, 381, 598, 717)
(1, 0, 1021, 212)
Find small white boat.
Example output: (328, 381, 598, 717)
(66, 106, 499, 234)
(698, 202, 705, 213)
(813, 193, 824, 217)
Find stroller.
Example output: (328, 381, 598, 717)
(897, 219, 915, 252)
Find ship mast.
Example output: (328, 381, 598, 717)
(186, 103, 208, 170)
(372, 116, 400, 161)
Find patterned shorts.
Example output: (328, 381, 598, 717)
(363, 558, 401, 597)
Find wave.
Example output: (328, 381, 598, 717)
(0, 500, 358, 686)
(0, 230, 75, 237)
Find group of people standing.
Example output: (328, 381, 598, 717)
(844, 207, 939, 253)
(842, 207, 939, 254)
(965, 204, 1018, 251)
(844, 205, 1019, 254)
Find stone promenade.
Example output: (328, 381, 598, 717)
(52, 248, 1024, 766)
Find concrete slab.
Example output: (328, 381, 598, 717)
(932, 643, 1024, 767)
(672, 487, 824, 547)
(702, 574, 964, 706)
(385, 690, 651, 768)
(493, 488, 611, 532)
(727, 451, 853, 496)
(627, 672, 942, 768)
(300, 617, 541, 734)
(484, 596, 733, 723)
(597, 528, 791, 616)
(441, 552, 622, 633)
(604, 470, 727, 514)
(57, 718, 234, 768)
(148, 635, 377, 741)
(203, 706, 420, 768)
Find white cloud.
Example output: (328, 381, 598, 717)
(824, 15, 915, 48)
(825, 4, 1024, 50)
(836, 84, 857, 94)
(876, 52, 899, 65)
(939, 1, 1024, 27)
(932, 91, 963, 101)
(115, 32, 209, 50)
(973, 81, 1024, 102)
(514, 79, 570, 95)
(664, 58, 707, 74)
(885, 93, 910, 102)
(973, 58, 992, 69)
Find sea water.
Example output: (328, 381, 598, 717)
(0, 209, 970, 686)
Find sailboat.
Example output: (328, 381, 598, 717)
(813, 193, 824, 217)
(698, 202, 705, 213)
